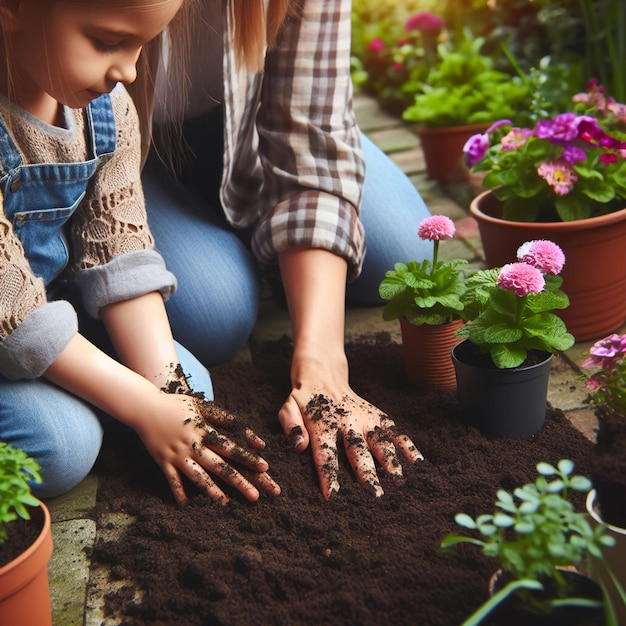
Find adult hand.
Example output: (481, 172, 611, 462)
(278, 351, 423, 499)
(136, 392, 281, 506)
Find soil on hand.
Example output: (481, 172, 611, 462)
(90, 335, 596, 626)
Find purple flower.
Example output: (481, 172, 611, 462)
(463, 133, 490, 167)
(463, 120, 514, 167)
(516, 240, 565, 275)
(582, 333, 626, 369)
(405, 12, 444, 34)
(534, 113, 580, 142)
(561, 144, 586, 164)
(497, 263, 545, 297)
(417, 215, 455, 241)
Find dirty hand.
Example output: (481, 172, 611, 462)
(278, 355, 423, 499)
(135, 392, 281, 506)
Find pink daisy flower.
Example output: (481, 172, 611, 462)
(497, 263, 545, 297)
(516, 240, 565, 275)
(417, 215, 455, 241)
(500, 128, 529, 151)
(537, 158, 578, 195)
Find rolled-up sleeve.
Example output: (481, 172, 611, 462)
(75, 249, 177, 318)
(251, 0, 366, 280)
(0, 300, 78, 380)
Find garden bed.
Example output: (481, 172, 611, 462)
(90, 334, 595, 625)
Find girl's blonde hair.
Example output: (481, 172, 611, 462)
(131, 0, 291, 164)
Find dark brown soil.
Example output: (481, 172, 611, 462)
(590, 405, 626, 527)
(90, 334, 596, 626)
(0, 511, 40, 567)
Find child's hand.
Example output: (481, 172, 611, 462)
(135, 392, 281, 506)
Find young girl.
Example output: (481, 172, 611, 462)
(0, 0, 280, 505)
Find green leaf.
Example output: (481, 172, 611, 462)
(557, 459, 574, 476)
(455, 513, 477, 529)
(537, 461, 557, 475)
(514, 520, 535, 534)
(493, 513, 516, 527)
(570, 476, 592, 492)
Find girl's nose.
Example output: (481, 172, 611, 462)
(107, 54, 139, 85)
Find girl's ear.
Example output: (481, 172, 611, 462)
(0, 0, 20, 33)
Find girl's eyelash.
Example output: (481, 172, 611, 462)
(92, 39, 118, 53)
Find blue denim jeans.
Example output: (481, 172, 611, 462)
(0, 341, 213, 498)
(143, 131, 433, 366)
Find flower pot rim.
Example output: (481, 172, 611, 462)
(470, 189, 626, 232)
(417, 122, 491, 136)
(451, 338, 553, 373)
(586, 489, 626, 535)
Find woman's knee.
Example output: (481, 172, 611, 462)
(144, 170, 262, 366)
(348, 133, 433, 305)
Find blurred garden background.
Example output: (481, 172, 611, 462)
(350, 0, 624, 128)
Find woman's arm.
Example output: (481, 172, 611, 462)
(277, 248, 423, 499)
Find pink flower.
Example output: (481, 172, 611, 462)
(405, 12, 444, 34)
(497, 263, 545, 297)
(417, 215, 455, 241)
(516, 240, 565, 275)
(537, 158, 578, 195)
(501, 128, 529, 151)
(367, 38, 385, 53)
(585, 379, 603, 392)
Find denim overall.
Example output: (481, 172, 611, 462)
(0, 94, 116, 287)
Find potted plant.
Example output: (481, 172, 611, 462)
(452, 239, 575, 437)
(0, 441, 53, 626)
(440, 459, 624, 626)
(401, 25, 530, 183)
(464, 80, 626, 341)
(579, 333, 626, 621)
(379, 215, 467, 389)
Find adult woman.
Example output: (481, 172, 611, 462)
(142, 0, 432, 498)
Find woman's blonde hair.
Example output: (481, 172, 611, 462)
(131, 0, 291, 164)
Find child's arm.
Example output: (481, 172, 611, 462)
(43, 302, 280, 505)
(99, 291, 181, 390)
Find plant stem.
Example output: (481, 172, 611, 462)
(431, 240, 440, 275)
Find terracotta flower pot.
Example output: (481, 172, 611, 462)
(0, 502, 53, 626)
(417, 123, 489, 183)
(451, 339, 553, 438)
(586, 489, 626, 625)
(399, 318, 464, 389)
(470, 190, 626, 341)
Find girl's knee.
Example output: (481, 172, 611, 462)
(24, 405, 104, 499)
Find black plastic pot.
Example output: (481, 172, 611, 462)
(451, 339, 553, 438)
